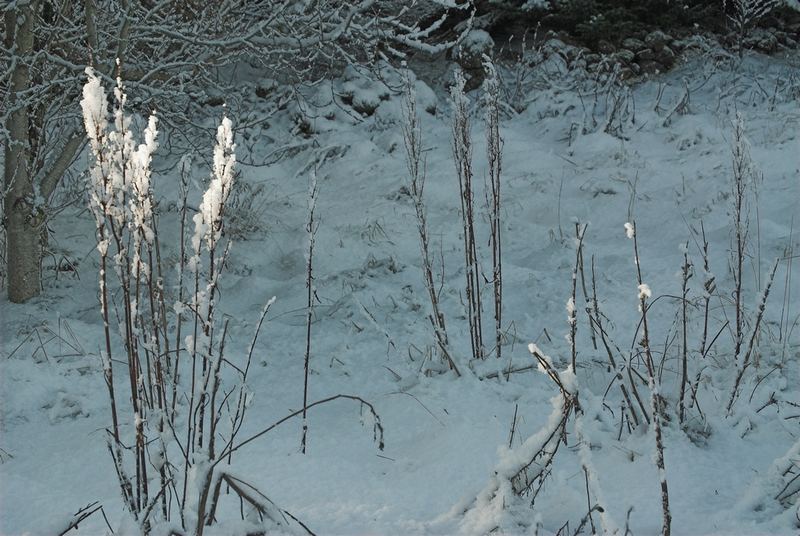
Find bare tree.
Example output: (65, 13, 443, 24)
(3, 1, 49, 303)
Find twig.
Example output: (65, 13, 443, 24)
(301, 171, 319, 454)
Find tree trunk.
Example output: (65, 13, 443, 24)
(4, 2, 42, 303)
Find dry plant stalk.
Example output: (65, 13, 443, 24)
(172, 157, 191, 417)
(588, 257, 643, 431)
(451, 69, 485, 361)
(83, 68, 170, 520)
(731, 114, 752, 372)
(727, 258, 780, 413)
(698, 221, 715, 358)
(484, 57, 504, 361)
(302, 172, 319, 453)
(402, 72, 460, 376)
(626, 221, 671, 536)
(724, 115, 782, 414)
(678, 242, 693, 424)
(569, 223, 588, 371)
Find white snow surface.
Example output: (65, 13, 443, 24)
(2, 52, 799, 535)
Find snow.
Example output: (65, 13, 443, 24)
(2, 50, 800, 536)
(198, 116, 236, 253)
(80, 67, 108, 146)
(624, 221, 635, 239)
(566, 296, 576, 323)
(460, 30, 493, 56)
(574, 388, 620, 535)
(638, 283, 653, 300)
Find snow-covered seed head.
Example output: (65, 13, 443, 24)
(80, 67, 108, 147)
(638, 283, 652, 300)
(566, 297, 576, 324)
(193, 116, 236, 255)
(624, 222, 635, 239)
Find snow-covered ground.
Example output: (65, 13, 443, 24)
(1, 48, 799, 535)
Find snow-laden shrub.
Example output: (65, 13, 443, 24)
(79, 69, 384, 536)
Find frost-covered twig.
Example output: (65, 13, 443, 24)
(206, 472, 297, 534)
(190, 118, 236, 478)
(83, 72, 302, 534)
(56, 501, 110, 536)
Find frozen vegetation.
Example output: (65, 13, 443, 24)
(1, 12, 799, 536)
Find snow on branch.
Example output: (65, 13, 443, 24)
(460, 344, 578, 533)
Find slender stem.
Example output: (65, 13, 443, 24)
(679, 246, 691, 424)
(630, 222, 671, 536)
(302, 176, 318, 454)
